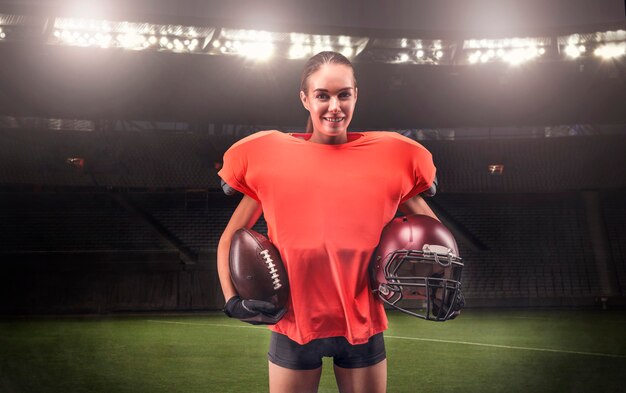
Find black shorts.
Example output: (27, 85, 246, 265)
(267, 332, 386, 370)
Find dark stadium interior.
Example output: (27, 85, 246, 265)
(0, 0, 625, 317)
(1, 128, 625, 313)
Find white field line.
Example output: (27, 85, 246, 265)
(147, 320, 266, 329)
(146, 320, 626, 359)
(384, 334, 626, 359)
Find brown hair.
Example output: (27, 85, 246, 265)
(300, 51, 356, 133)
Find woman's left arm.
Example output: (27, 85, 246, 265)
(398, 194, 440, 222)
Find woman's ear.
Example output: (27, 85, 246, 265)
(300, 91, 309, 111)
(354, 87, 358, 103)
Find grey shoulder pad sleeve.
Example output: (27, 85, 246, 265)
(221, 179, 240, 196)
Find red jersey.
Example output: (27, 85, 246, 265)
(218, 131, 436, 344)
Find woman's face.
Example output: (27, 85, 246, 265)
(300, 63, 357, 144)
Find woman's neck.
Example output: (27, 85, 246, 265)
(308, 132, 348, 145)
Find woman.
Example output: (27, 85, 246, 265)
(217, 51, 439, 393)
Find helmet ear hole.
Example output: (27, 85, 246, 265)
(370, 214, 464, 321)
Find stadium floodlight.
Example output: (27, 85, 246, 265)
(564, 44, 586, 58)
(209, 29, 278, 60)
(209, 29, 367, 61)
(594, 42, 626, 59)
(595, 29, 626, 42)
(558, 33, 593, 60)
(340, 46, 354, 58)
(362, 38, 455, 65)
(241, 41, 274, 61)
(559, 30, 626, 60)
(462, 36, 550, 65)
(592, 30, 626, 60)
(50, 17, 215, 53)
(0, 12, 43, 41)
(0, 13, 15, 41)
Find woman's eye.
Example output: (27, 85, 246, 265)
(315, 93, 351, 100)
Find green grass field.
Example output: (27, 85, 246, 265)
(1, 310, 625, 393)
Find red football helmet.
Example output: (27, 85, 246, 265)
(370, 214, 464, 321)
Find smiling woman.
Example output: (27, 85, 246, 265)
(216, 50, 441, 393)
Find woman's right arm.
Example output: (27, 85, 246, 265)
(217, 194, 263, 301)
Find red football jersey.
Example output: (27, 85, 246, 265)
(219, 131, 436, 344)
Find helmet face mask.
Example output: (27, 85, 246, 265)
(371, 215, 465, 321)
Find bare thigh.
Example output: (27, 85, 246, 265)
(268, 361, 323, 393)
(334, 358, 387, 393)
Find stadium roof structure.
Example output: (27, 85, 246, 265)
(0, 0, 625, 128)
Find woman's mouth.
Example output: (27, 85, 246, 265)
(323, 117, 345, 123)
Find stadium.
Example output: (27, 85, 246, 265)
(0, 1, 625, 392)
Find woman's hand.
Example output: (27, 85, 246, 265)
(224, 295, 286, 325)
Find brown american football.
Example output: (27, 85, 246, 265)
(229, 228, 289, 308)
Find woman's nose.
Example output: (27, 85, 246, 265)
(329, 97, 341, 112)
